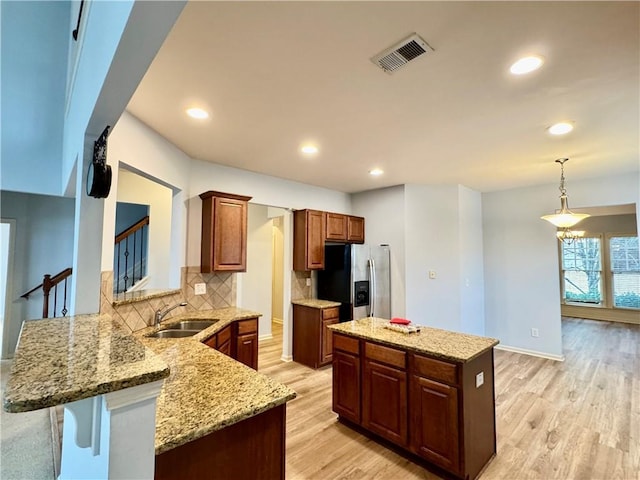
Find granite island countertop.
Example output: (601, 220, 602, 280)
(329, 317, 499, 363)
(136, 307, 297, 455)
(3, 314, 170, 413)
(292, 298, 341, 309)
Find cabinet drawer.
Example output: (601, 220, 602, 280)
(217, 325, 231, 345)
(237, 318, 258, 335)
(365, 342, 406, 369)
(334, 334, 359, 355)
(322, 307, 340, 320)
(412, 354, 459, 385)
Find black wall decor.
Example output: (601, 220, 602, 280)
(86, 126, 112, 198)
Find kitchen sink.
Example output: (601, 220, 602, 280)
(147, 329, 199, 339)
(175, 319, 219, 330)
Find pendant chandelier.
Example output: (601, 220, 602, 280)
(541, 158, 589, 241)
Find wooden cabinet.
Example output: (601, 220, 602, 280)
(292, 304, 339, 368)
(347, 216, 365, 243)
(293, 209, 325, 271)
(202, 319, 258, 370)
(332, 334, 361, 424)
(332, 336, 496, 480)
(409, 374, 460, 473)
(325, 212, 348, 241)
(200, 191, 252, 273)
(236, 319, 258, 370)
(362, 342, 408, 446)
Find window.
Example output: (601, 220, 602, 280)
(560, 234, 639, 311)
(610, 236, 640, 309)
(561, 237, 602, 305)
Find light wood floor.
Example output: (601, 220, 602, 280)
(259, 318, 640, 480)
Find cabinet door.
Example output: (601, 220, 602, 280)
(325, 212, 347, 241)
(332, 350, 361, 424)
(321, 317, 339, 365)
(293, 210, 325, 271)
(362, 359, 408, 446)
(409, 375, 460, 474)
(236, 332, 258, 370)
(213, 196, 248, 271)
(347, 216, 365, 244)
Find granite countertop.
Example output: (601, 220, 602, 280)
(329, 317, 499, 363)
(3, 314, 170, 413)
(113, 288, 181, 306)
(136, 307, 297, 455)
(292, 298, 341, 309)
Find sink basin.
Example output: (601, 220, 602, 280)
(175, 319, 219, 330)
(147, 329, 199, 339)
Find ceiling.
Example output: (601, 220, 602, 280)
(127, 1, 639, 194)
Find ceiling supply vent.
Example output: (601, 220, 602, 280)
(371, 33, 434, 74)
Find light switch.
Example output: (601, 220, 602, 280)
(476, 371, 484, 388)
(194, 283, 206, 295)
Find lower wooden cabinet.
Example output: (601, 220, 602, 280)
(409, 375, 460, 473)
(203, 319, 258, 370)
(293, 304, 339, 369)
(331, 333, 496, 480)
(362, 343, 408, 447)
(332, 335, 361, 424)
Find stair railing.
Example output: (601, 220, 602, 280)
(114, 216, 149, 293)
(20, 268, 73, 318)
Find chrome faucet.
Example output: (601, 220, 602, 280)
(154, 302, 187, 327)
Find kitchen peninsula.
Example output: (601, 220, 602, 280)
(3, 308, 296, 480)
(329, 318, 499, 480)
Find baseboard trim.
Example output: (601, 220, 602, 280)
(280, 355, 293, 362)
(495, 344, 565, 362)
(259, 333, 273, 342)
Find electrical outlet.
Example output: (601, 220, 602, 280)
(194, 283, 206, 295)
(428, 270, 436, 279)
(476, 371, 484, 388)
(531, 328, 539, 338)
(306, 278, 312, 287)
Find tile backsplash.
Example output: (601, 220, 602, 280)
(291, 270, 314, 300)
(100, 267, 236, 333)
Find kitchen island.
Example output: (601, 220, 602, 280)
(329, 317, 499, 480)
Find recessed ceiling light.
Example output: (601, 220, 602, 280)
(369, 168, 384, 176)
(509, 55, 544, 75)
(300, 145, 318, 155)
(186, 107, 209, 119)
(548, 122, 574, 135)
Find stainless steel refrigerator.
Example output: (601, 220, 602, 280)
(317, 244, 391, 321)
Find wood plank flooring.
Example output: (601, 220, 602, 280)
(259, 318, 640, 479)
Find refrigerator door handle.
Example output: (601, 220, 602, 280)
(369, 258, 376, 318)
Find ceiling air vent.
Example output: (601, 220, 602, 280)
(371, 33, 433, 74)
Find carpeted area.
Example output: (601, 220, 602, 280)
(0, 360, 56, 480)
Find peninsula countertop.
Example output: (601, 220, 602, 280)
(136, 307, 297, 455)
(3, 313, 170, 413)
(329, 317, 499, 363)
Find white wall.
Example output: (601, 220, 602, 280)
(482, 172, 639, 359)
(238, 204, 274, 339)
(352, 186, 406, 318)
(1, 1, 69, 195)
(404, 185, 463, 330)
(458, 186, 485, 335)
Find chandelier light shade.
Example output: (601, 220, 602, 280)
(541, 158, 590, 237)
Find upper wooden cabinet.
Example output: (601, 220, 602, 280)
(200, 191, 252, 273)
(293, 209, 325, 271)
(325, 212, 365, 244)
(325, 212, 348, 241)
(347, 216, 365, 243)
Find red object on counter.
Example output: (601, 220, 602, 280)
(390, 317, 411, 325)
